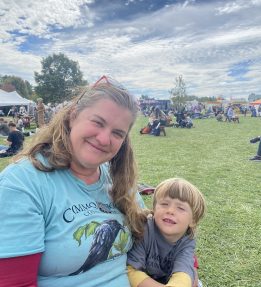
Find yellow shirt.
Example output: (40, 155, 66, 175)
(128, 265, 192, 287)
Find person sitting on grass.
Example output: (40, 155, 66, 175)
(184, 114, 193, 128)
(0, 118, 9, 137)
(0, 122, 24, 157)
(249, 136, 261, 161)
(216, 111, 224, 122)
(127, 177, 206, 287)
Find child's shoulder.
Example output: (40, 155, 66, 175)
(144, 217, 155, 235)
(146, 217, 154, 227)
(178, 234, 196, 249)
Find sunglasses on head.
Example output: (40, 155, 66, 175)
(77, 75, 127, 103)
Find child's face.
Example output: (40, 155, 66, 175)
(154, 196, 194, 243)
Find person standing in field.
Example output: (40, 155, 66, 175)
(37, 98, 45, 128)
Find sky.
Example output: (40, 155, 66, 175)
(0, 0, 261, 100)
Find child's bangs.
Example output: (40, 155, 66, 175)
(169, 181, 194, 203)
(154, 179, 195, 207)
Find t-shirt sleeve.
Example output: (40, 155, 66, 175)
(6, 133, 13, 143)
(127, 226, 147, 270)
(171, 237, 196, 282)
(127, 265, 149, 287)
(166, 272, 192, 287)
(0, 163, 45, 258)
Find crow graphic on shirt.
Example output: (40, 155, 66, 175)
(69, 219, 125, 275)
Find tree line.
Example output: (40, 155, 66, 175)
(0, 53, 87, 104)
(1, 54, 256, 105)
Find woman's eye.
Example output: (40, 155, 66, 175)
(113, 131, 124, 139)
(92, 120, 103, 127)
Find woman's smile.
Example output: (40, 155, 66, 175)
(83, 138, 108, 153)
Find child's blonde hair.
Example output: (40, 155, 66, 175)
(153, 178, 206, 238)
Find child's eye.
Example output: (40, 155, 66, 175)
(161, 202, 168, 206)
(178, 206, 185, 211)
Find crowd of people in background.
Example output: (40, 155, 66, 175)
(141, 102, 261, 121)
(1, 100, 261, 135)
(139, 102, 261, 138)
(139, 102, 261, 164)
(140, 105, 195, 136)
(0, 99, 65, 157)
(0, 99, 69, 134)
(1, 98, 261, 156)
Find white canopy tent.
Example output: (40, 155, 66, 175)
(0, 89, 34, 107)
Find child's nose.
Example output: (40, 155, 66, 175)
(166, 206, 175, 214)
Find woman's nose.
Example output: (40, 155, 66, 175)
(96, 129, 111, 145)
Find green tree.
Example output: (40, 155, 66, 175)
(0, 75, 33, 99)
(140, 94, 149, 100)
(34, 53, 87, 104)
(248, 93, 261, 102)
(169, 75, 187, 111)
(199, 96, 217, 102)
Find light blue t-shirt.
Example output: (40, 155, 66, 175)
(0, 159, 143, 287)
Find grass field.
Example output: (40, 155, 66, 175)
(131, 115, 260, 287)
(0, 115, 260, 286)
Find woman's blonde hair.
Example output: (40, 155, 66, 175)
(153, 178, 206, 238)
(15, 81, 146, 238)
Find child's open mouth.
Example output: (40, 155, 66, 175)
(163, 218, 176, 224)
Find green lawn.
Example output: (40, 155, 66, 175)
(131, 115, 260, 287)
(0, 115, 260, 286)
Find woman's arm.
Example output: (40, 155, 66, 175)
(0, 253, 42, 286)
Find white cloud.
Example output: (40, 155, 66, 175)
(0, 0, 261, 99)
(0, 0, 95, 39)
(216, 0, 261, 15)
(0, 42, 41, 81)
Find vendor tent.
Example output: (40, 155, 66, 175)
(250, 99, 261, 105)
(0, 89, 34, 107)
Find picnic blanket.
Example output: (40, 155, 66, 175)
(138, 183, 155, 195)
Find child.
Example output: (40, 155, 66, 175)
(127, 178, 206, 287)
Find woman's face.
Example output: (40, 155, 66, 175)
(69, 98, 134, 172)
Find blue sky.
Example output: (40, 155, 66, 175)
(0, 0, 261, 99)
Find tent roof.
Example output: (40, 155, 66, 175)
(250, 99, 261, 105)
(0, 89, 34, 106)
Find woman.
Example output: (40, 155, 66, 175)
(0, 76, 146, 287)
